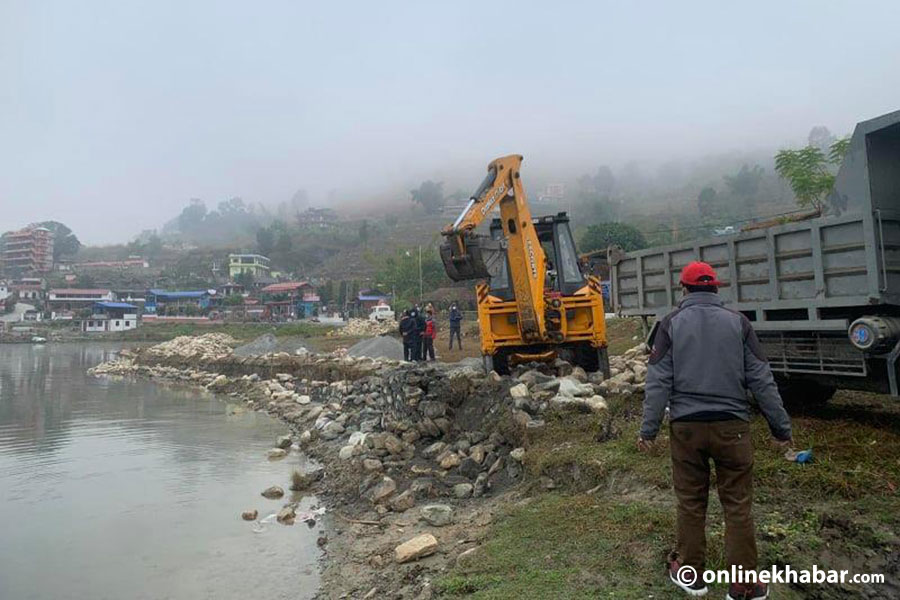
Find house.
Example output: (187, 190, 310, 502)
(47, 288, 114, 319)
(218, 282, 245, 297)
(358, 290, 392, 311)
(10, 278, 44, 302)
(228, 254, 270, 279)
(260, 281, 319, 319)
(1, 224, 54, 274)
(297, 207, 339, 229)
(82, 302, 140, 333)
(145, 289, 216, 316)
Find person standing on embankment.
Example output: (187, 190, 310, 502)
(638, 261, 793, 600)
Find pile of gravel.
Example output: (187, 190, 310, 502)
(346, 336, 404, 360)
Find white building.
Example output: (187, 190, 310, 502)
(81, 302, 140, 333)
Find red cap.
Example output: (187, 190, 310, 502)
(680, 261, 722, 287)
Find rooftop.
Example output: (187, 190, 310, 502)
(260, 281, 311, 293)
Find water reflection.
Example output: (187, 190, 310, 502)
(0, 343, 319, 600)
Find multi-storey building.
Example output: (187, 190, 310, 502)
(228, 253, 270, 279)
(1, 225, 55, 274)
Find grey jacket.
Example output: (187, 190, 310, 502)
(640, 292, 792, 441)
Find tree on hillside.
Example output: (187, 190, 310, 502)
(808, 126, 836, 151)
(410, 180, 445, 214)
(724, 164, 764, 199)
(579, 222, 647, 253)
(38, 221, 81, 260)
(697, 187, 718, 218)
(256, 227, 275, 256)
(358, 220, 369, 247)
(774, 137, 850, 213)
(176, 199, 208, 232)
(376, 247, 449, 306)
(577, 166, 615, 196)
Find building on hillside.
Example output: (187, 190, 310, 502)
(228, 254, 270, 279)
(297, 207, 339, 229)
(112, 289, 147, 313)
(537, 183, 566, 203)
(0, 280, 8, 302)
(260, 281, 319, 319)
(145, 289, 216, 315)
(74, 258, 149, 271)
(47, 288, 114, 319)
(1, 225, 54, 274)
(218, 282, 245, 297)
(10, 278, 45, 302)
(357, 290, 392, 311)
(82, 302, 140, 333)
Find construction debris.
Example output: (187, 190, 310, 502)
(327, 318, 395, 338)
(146, 333, 237, 361)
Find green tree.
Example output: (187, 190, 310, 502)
(724, 164, 764, 199)
(38, 221, 81, 260)
(579, 222, 647, 253)
(234, 271, 255, 289)
(697, 187, 717, 218)
(256, 227, 275, 256)
(375, 247, 448, 306)
(774, 137, 849, 213)
(410, 180, 445, 214)
(276, 230, 293, 254)
(359, 220, 369, 247)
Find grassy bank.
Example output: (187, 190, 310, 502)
(436, 393, 900, 599)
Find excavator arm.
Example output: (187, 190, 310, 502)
(440, 155, 547, 342)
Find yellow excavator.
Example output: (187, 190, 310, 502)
(440, 155, 610, 375)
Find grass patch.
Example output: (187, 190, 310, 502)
(606, 317, 645, 355)
(440, 392, 900, 599)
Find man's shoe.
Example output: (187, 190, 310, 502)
(668, 556, 708, 596)
(726, 582, 768, 600)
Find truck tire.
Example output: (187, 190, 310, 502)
(775, 378, 836, 408)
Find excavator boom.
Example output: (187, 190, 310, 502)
(440, 155, 546, 341)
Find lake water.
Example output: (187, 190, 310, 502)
(0, 343, 320, 600)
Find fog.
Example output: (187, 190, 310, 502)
(2, 0, 898, 244)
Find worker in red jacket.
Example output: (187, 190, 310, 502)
(423, 309, 437, 361)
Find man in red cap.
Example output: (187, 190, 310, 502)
(639, 261, 793, 599)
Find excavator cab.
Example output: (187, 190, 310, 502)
(487, 213, 584, 298)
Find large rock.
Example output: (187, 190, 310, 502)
(368, 476, 397, 503)
(275, 435, 293, 449)
(508, 383, 529, 399)
(389, 489, 416, 513)
(394, 534, 439, 563)
(261, 485, 285, 499)
(267, 448, 288, 460)
(277, 505, 296, 525)
(420, 504, 454, 527)
(557, 377, 595, 398)
(241, 509, 258, 521)
(457, 457, 481, 480)
(551, 393, 608, 413)
(453, 483, 474, 498)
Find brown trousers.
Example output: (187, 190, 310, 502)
(670, 420, 757, 572)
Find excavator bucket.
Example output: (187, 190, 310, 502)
(440, 235, 505, 282)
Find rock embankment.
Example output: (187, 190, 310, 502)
(89, 335, 649, 598)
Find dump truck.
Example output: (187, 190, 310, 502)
(610, 109, 900, 403)
(440, 155, 609, 375)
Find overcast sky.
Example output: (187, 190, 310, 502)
(1, 1, 898, 244)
